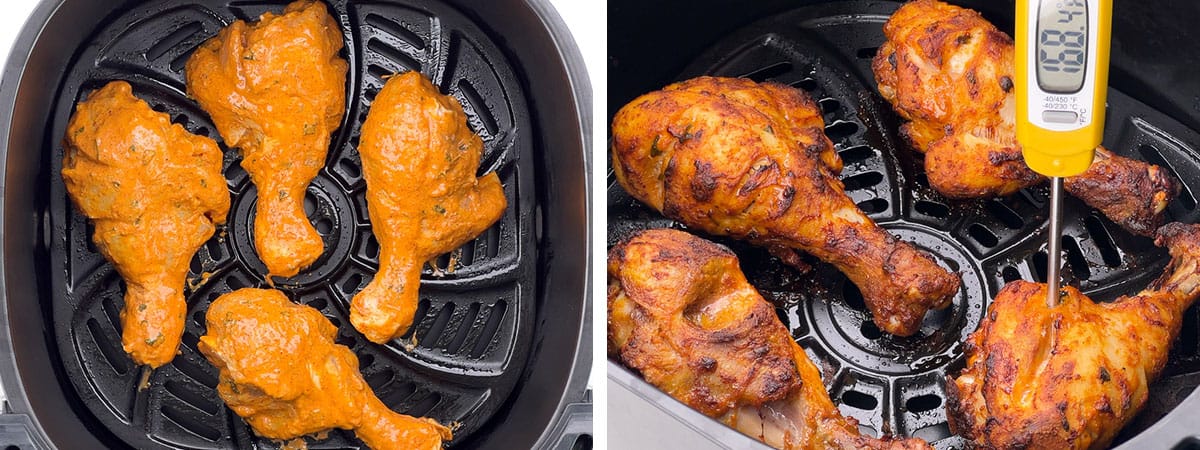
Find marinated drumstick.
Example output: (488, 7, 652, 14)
(351, 71, 506, 344)
(200, 288, 452, 449)
(872, 0, 1178, 236)
(948, 222, 1200, 449)
(186, 0, 348, 278)
(62, 81, 230, 368)
(611, 76, 959, 336)
(609, 229, 930, 449)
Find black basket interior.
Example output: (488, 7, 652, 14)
(607, 2, 1200, 448)
(47, 0, 537, 448)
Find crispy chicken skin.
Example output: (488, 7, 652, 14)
(873, 0, 1177, 236)
(62, 81, 230, 368)
(200, 288, 452, 449)
(186, 0, 347, 277)
(609, 229, 930, 450)
(948, 222, 1200, 449)
(351, 71, 506, 344)
(611, 76, 959, 336)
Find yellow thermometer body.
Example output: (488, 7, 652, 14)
(1016, 0, 1112, 177)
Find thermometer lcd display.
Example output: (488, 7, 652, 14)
(1036, 0, 1088, 93)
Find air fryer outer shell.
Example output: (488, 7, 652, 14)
(0, 0, 592, 449)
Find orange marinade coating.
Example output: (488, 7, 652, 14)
(185, 0, 347, 278)
(199, 288, 451, 449)
(351, 71, 506, 344)
(62, 80, 230, 368)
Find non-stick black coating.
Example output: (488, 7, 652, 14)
(0, 0, 590, 449)
(608, 0, 1200, 448)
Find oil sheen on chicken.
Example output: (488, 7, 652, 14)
(609, 229, 930, 449)
(611, 76, 959, 336)
(872, 0, 1177, 236)
(351, 71, 506, 344)
(62, 81, 230, 368)
(948, 222, 1200, 449)
(186, 0, 347, 278)
(200, 288, 452, 449)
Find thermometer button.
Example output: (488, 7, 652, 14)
(1042, 110, 1079, 124)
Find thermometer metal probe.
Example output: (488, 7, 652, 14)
(1016, 0, 1112, 306)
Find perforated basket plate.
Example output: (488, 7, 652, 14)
(48, 1, 536, 448)
(607, 2, 1200, 448)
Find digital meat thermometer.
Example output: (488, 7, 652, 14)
(1016, 0, 1112, 306)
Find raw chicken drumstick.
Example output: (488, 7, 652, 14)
(609, 229, 931, 450)
(62, 81, 230, 368)
(611, 76, 960, 336)
(186, 0, 348, 277)
(200, 288, 452, 450)
(948, 222, 1200, 449)
(351, 71, 506, 344)
(873, 0, 1178, 236)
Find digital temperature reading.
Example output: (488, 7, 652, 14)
(1037, 0, 1089, 93)
(1017, 0, 1110, 172)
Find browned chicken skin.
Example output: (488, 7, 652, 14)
(609, 229, 930, 449)
(62, 81, 230, 368)
(948, 222, 1200, 449)
(186, 0, 348, 278)
(611, 76, 960, 336)
(200, 288, 452, 449)
(872, 0, 1177, 236)
(351, 71, 506, 344)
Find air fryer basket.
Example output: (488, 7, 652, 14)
(0, 0, 591, 449)
(608, 0, 1200, 448)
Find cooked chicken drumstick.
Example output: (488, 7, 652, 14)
(872, 0, 1178, 236)
(609, 229, 930, 449)
(200, 288, 452, 449)
(62, 81, 230, 368)
(186, 0, 347, 278)
(948, 222, 1200, 449)
(351, 71, 506, 344)
(611, 76, 959, 336)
